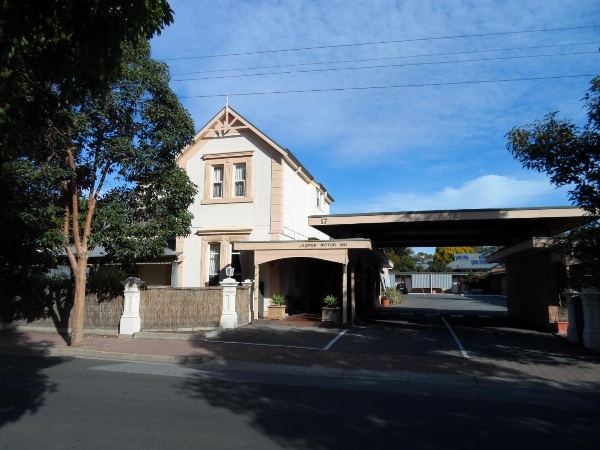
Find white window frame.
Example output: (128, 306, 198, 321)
(316, 187, 323, 210)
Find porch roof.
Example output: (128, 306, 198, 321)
(232, 239, 392, 267)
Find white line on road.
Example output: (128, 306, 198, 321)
(323, 329, 349, 351)
(440, 315, 470, 359)
(204, 340, 322, 350)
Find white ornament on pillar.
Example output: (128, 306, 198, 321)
(219, 266, 238, 329)
(120, 277, 143, 336)
(580, 288, 600, 350)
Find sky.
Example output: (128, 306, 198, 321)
(150, 0, 599, 253)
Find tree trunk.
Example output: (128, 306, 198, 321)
(70, 256, 88, 347)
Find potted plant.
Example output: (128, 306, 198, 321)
(322, 294, 340, 322)
(381, 287, 402, 307)
(549, 292, 569, 334)
(268, 294, 286, 319)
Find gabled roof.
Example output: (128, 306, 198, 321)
(177, 105, 334, 204)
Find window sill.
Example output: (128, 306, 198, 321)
(201, 197, 254, 205)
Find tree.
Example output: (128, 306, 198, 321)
(3, 41, 196, 346)
(428, 259, 450, 272)
(507, 75, 600, 284)
(414, 251, 433, 263)
(384, 247, 418, 272)
(433, 247, 475, 265)
(0, 0, 175, 159)
(0, 0, 177, 276)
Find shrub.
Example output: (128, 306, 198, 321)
(271, 294, 285, 306)
(323, 295, 338, 308)
(382, 287, 402, 305)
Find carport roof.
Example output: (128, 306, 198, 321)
(309, 207, 590, 248)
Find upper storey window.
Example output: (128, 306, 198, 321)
(234, 163, 246, 197)
(316, 187, 323, 210)
(202, 151, 254, 204)
(212, 166, 224, 198)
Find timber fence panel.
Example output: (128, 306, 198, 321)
(83, 294, 124, 329)
(236, 286, 251, 325)
(140, 287, 222, 330)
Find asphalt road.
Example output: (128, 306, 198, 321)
(1, 352, 599, 449)
(381, 292, 508, 317)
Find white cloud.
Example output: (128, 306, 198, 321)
(345, 174, 572, 212)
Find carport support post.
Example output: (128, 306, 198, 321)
(342, 264, 348, 324)
(120, 277, 142, 336)
(253, 264, 260, 320)
(220, 276, 239, 329)
(580, 288, 600, 350)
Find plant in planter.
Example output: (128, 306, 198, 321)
(551, 292, 570, 334)
(322, 294, 340, 322)
(381, 287, 402, 307)
(268, 294, 286, 319)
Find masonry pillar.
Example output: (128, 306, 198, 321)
(579, 288, 600, 350)
(219, 276, 239, 329)
(119, 277, 143, 336)
(504, 249, 558, 330)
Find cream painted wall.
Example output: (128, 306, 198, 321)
(282, 164, 330, 241)
(181, 233, 202, 287)
(186, 135, 272, 238)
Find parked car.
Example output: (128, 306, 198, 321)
(396, 283, 408, 294)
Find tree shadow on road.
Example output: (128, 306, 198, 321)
(178, 365, 600, 449)
(0, 329, 66, 428)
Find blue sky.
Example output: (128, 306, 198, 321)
(151, 0, 599, 222)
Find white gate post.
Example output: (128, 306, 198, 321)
(580, 288, 600, 350)
(120, 277, 143, 336)
(219, 275, 239, 329)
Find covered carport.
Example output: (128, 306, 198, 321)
(233, 239, 391, 324)
(309, 207, 590, 330)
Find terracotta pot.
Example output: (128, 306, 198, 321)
(382, 298, 390, 307)
(557, 321, 568, 334)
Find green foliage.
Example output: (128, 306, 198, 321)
(271, 294, 285, 306)
(0, 0, 174, 158)
(429, 259, 450, 272)
(1, 40, 196, 266)
(384, 247, 418, 272)
(415, 251, 433, 262)
(507, 75, 600, 286)
(323, 295, 338, 308)
(382, 287, 402, 305)
(465, 271, 489, 283)
(434, 247, 475, 265)
(507, 75, 600, 214)
(0, 160, 65, 271)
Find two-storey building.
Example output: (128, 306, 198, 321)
(143, 105, 389, 322)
